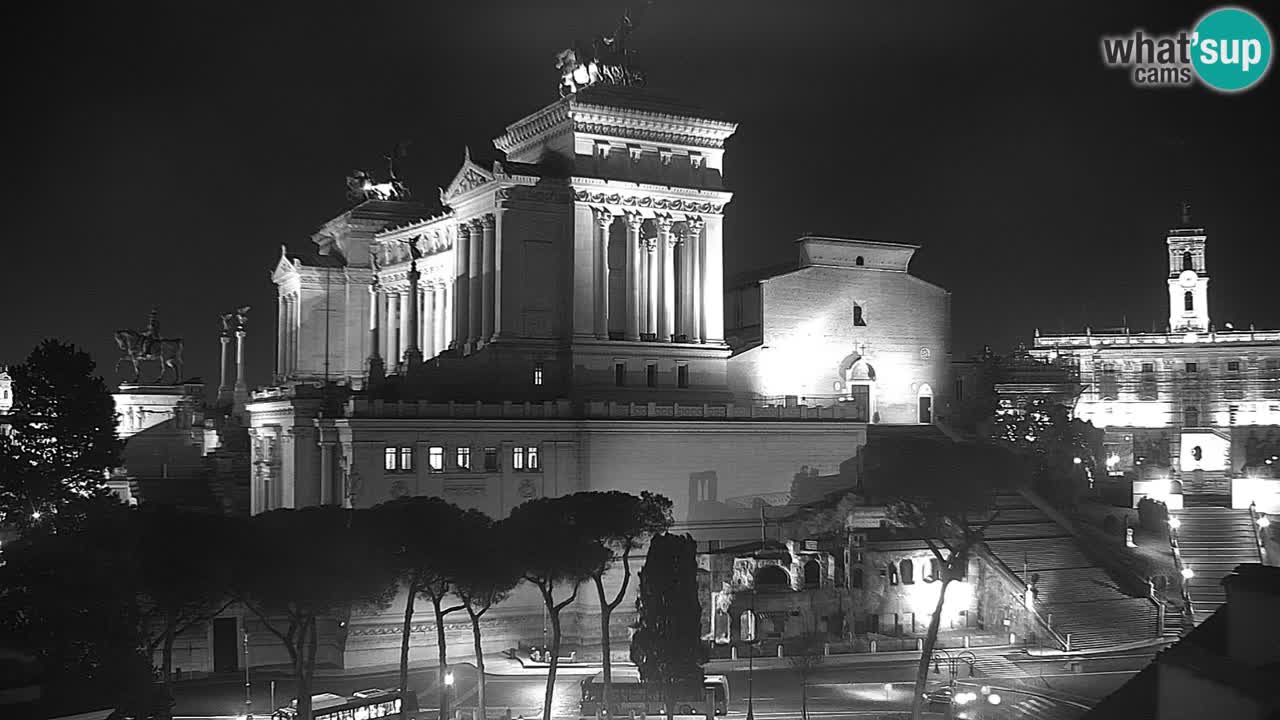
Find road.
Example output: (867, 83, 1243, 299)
(170, 648, 1156, 720)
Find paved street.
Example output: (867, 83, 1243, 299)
(170, 648, 1156, 719)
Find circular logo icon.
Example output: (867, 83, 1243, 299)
(1192, 7, 1273, 92)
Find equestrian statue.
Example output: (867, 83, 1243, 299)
(114, 308, 185, 384)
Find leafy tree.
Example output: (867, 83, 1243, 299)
(0, 497, 170, 718)
(992, 398, 1100, 507)
(454, 511, 521, 720)
(0, 340, 122, 527)
(505, 495, 608, 720)
(576, 491, 673, 716)
(135, 506, 239, 703)
(630, 532, 705, 720)
(865, 437, 1019, 720)
(233, 507, 397, 720)
(373, 496, 474, 710)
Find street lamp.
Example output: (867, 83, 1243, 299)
(1181, 567, 1195, 580)
(243, 629, 253, 720)
(442, 665, 454, 720)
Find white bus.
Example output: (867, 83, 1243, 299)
(578, 668, 729, 717)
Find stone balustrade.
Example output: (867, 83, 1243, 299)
(345, 398, 574, 419)
(331, 398, 867, 421)
(582, 400, 865, 420)
(1036, 328, 1280, 348)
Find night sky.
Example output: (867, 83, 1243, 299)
(5, 1, 1278, 391)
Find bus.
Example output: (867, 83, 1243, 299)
(579, 669, 729, 717)
(271, 688, 415, 720)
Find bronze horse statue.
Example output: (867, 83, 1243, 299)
(114, 329, 184, 384)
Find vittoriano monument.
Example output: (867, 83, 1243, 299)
(114, 308, 184, 384)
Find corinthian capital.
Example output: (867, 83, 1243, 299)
(686, 216, 705, 234)
(595, 208, 614, 229)
(656, 215, 675, 233)
(625, 212, 645, 231)
(481, 213, 496, 230)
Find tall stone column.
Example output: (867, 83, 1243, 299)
(658, 217, 676, 341)
(386, 291, 399, 363)
(481, 214, 496, 343)
(285, 295, 296, 376)
(594, 210, 612, 339)
(702, 215, 725, 344)
(399, 289, 415, 368)
(422, 286, 434, 359)
(625, 213, 643, 341)
(438, 285, 449, 353)
(468, 219, 483, 351)
(404, 262, 422, 369)
(233, 326, 249, 417)
(319, 437, 334, 505)
(453, 224, 469, 350)
(367, 283, 384, 386)
(645, 238, 659, 337)
(218, 333, 231, 403)
(276, 295, 286, 379)
(688, 218, 705, 343)
(431, 285, 443, 356)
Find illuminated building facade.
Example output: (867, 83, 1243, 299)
(242, 83, 953, 669)
(1032, 216, 1280, 512)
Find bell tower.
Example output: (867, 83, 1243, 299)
(1167, 202, 1210, 333)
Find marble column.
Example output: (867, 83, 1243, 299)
(625, 213, 642, 341)
(434, 285, 447, 356)
(454, 224, 471, 350)
(658, 217, 676, 341)
(234, 329, 248, 408)
(218, 334, 231, 400)
(468, 219, 483, 351)
(422, 286, 434, 359)
(276, 296, 286, 378)
(481, 214, 496, 343)
(404, 263, 422, 368)
(690, 216, 707, 343)
(646, 238, 659, 337)
(320, 439, 334, 505)
(442, 284, 453, 351)
(687, 219, 704, 343)
(399, 288, 414, 366)
(368, 285, 381, 361)
(386, 291, 399, 363)
(594, 210, 611, 339)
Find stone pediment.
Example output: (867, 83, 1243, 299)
(271, 246, 299, 282)
(441, 149, 495, 203)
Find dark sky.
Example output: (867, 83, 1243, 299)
(4, 1, 1278, 391)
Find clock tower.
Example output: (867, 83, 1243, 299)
(1166, 203, 1210, 333)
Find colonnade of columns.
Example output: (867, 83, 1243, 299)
(455, 214, 499, 354)
(370, 281, 454, 367)
(593, 210, 710, 343)
(276, 291, 300, 376)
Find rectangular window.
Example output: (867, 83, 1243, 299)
(456, 446, 471, 471)
(428, 446, 444, 472)
(527, 445, 540, 471)
(646, 364, 657, 388)
(1142, 362, 1155, 373)
(533, 362, 544, 386)
(953, 378, 963, 401)
(385, 447, 397, 471)
(678, 364, 689, 389)
(1228, 360, 1241, 372)
(513, 446, 525, 471)
(484, 447, 498, 471)
(1186, 362, 1198, 373)
(615, 362, 626, 387)
(398, 447, 413, 471)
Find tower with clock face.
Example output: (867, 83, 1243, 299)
(1166, 220, 1210, 333)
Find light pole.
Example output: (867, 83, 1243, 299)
(443, 666, 455, 720)
(243, 628, 253, 720)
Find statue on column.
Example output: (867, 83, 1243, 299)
(114, 309, 185, 385)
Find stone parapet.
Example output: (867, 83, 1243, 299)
(583, 400, 866, 420)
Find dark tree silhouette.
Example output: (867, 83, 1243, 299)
(577, 491, 673, 716)
(233, 507, 397, 720)
(0, 339, 122, 526)
(630, 532, 705, 720)
(506, 495, 608, 720)
(454, 511, 521, 720)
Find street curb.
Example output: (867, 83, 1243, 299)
(1023, 637, 1175, 657)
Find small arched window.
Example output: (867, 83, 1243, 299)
(803, 560, 821, 589)
(1184, 406, 1200, 427)
(1183, 251, 1193, 271)
(924, 558, 940, 583)
(855, 256, 865, 266)
(755, 565, 790, 591)
(1184, 291, 1194, 312)
(899, 559, 915, 585)
(853, 305, 866, 327)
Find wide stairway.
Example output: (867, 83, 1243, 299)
(981, 495, 1162, 651)
(1173, 506, 1261, 624)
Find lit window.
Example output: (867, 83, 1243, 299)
(646, 364, 657, 387)
(677, 364, 689, 388)
(484, 447, 498, 471)
(615, 362, 626, 387)
(384, 447, 397, 471)
(428, 446, 444, 472)
(513, 446, 525, 470)
(533, 362, 544, 386)
(456, 447, 471, 471)
(527, 445, 540, 471)
(398, 447, 413, 471)
(513, 445, 540, 471)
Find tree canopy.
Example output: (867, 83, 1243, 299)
(631, 532, 705, 720)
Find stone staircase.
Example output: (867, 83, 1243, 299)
(981, 495, 1162, 651)
(1178, 469, 1232, 507)
(1173, 506, 1261, 625)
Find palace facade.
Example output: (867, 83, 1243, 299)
(239, 84, 954, 669)
(1031, 216, 1280, 513)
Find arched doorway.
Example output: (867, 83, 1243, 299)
(754, 565, 790, 591)
(917, 383, 934, 424)
(803, 559, 821, 589)
(838, 352, 877, 422)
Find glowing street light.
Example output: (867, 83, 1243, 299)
(987, 693, 1002, 706)
(30, 511, 41, 520)
(1073, 457, 1082, 465)
(1169, 517, 1181, 530)
(445, 670, 455, 686)
(883, 683, 893, 701)
(1259, 516, 1272, 529)
(1181, 567, 1195, 580)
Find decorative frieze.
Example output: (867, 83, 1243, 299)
(573, 190, 724, 215)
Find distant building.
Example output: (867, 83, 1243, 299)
(1032, 216, 1280, 513)
(0, 367, 12, 413)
